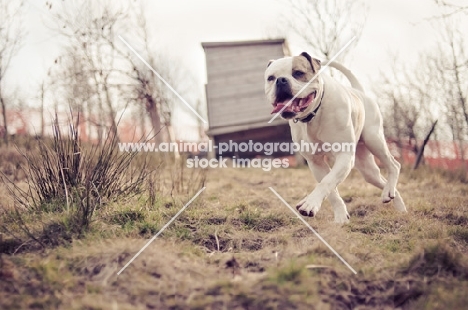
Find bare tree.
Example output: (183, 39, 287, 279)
(44, 1, 201, 146)
(110, 2, 203, 145)
(434, 20, 468, 159)
(119, 12, 169, 145)
(433, 0, 468, 19)
(281, 0, 367, 60)
(373, 50, 442, 163)
(45, 1, 131, 143)
(375, 15, 468, 167)
(416, 1, 468, 163)
(0, 0, 25, 145)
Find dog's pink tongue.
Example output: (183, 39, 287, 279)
(271, 104, 285, 114)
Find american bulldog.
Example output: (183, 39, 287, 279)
(265, 52, 407, 223)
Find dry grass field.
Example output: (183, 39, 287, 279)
(1, 138, 468, 309)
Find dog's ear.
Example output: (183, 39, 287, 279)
(300, 52, 321, 73)
(267, 59, 275, 68)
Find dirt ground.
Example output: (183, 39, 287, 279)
(1, 155, 468, 309)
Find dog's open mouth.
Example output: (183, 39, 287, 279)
(271, 91, 316, 114)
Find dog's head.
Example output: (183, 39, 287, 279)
(264, 52, 321, 119)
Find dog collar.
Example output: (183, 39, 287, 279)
(294, 84, 325, 124)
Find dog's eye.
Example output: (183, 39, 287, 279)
(293, 71, 305, 78)
(267, 75, 275, 82)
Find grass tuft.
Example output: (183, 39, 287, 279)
(1, 114, 150, 250)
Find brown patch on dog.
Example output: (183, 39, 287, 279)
(292, 52, 321, 82)
(300, 52, 321, 72)
(292, 55, 313, 82)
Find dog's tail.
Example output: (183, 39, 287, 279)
(326, 61, 365, 93)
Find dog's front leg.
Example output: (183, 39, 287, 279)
(297, 153, 355, 218)
(297, 155, 350, 223)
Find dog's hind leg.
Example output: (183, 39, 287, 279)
(297, 155, 350, 223)
(355, 142, 407, 212)
(360, 123, 401, 201)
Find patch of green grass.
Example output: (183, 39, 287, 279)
(383, 238, 414, 253)
(137, 221, 160, 236)
(173, 226, 192, 240)
(238, 209, 262, 229)
(107, 209, 145, 226)
(37, 200, 68, 213)
(204, 215, 228, 225)
(448, 226, 468, 244)
(269, 261, 305, 285)
(347, 219, 379, 235)
(421, 225, 447, 239)
(235, 209, 292, 232)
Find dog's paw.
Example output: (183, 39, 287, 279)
(295, 197, 307, 209)
(296, 199, 321, 218)
(381, 185, 395, 203)
(334, 212, 350, 224)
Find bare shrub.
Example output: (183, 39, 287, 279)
(1, 114, 150, 249)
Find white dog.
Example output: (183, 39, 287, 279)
(265, 52, 407, 223)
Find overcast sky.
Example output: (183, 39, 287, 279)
(9, 0, 448, 90)
(5, 0, 465, 139)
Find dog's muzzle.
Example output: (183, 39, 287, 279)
(275, 77, 293, 103)
(271, 90, 317, 115)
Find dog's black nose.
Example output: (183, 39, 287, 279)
(275, 77, 293, 102)
(276, 77, 288, 86)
